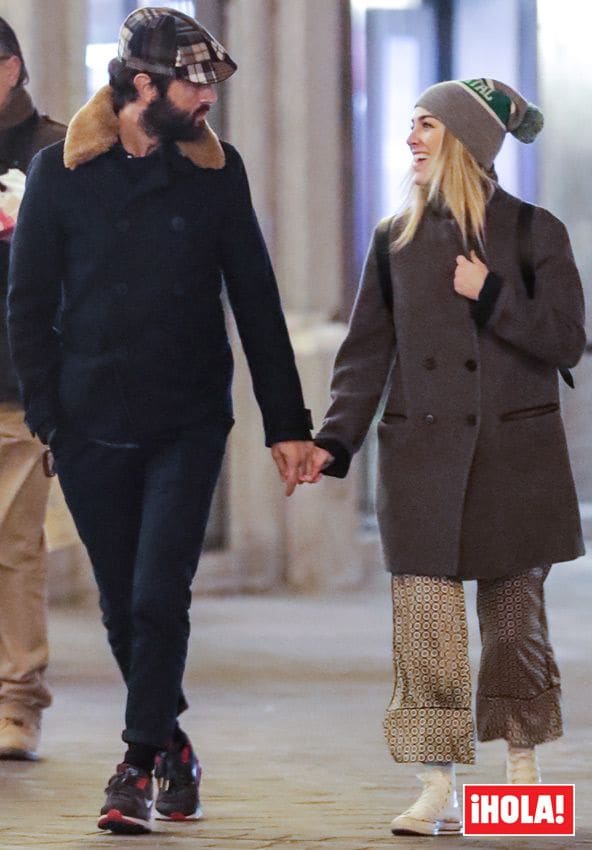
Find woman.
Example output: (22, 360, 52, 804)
(303, 78, 585, 837)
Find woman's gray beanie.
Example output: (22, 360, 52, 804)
(416, 78, 544, 169)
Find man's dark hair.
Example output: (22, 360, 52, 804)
(0, 17, 29, 87)
(108, 59, 173, 114)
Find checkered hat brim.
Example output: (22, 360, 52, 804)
(118, 6, 236, 84)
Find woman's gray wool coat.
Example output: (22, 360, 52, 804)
(316, 187, 585, 580)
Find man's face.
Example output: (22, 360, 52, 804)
(0, 55, 21, 112)
(141, 79, 218, 142)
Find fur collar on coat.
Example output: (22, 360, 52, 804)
(64, 85, 225, 171)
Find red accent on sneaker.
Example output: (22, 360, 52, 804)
(98, 809, 126, 826)
(136, 777, 149, 790)
(181, 746, 190, 764)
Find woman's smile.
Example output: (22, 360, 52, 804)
(407, 107, 445, 185)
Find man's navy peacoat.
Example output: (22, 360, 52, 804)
(7, 87, 311, 446)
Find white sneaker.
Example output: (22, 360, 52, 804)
(0, 716, 40, 761)
(390, 770, 462, 836)
(506, 747, 541, 784)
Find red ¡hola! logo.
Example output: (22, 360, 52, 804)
(463, 785, 575, 837)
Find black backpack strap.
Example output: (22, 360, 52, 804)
(560, 368, 575, 388)
(517, 201, 536, 300)
(517, 201, 574, 389)
(375, 216, 393, 313)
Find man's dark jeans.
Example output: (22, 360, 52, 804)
(54, 421, 231, 748)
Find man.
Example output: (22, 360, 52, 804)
(8, 7, 312, 835)
(0, 17, 65, 761)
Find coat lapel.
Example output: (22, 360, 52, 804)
(65, 149, 131, 218)
(62, 148, 178, 220)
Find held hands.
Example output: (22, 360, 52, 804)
(454, 250, 489, 300)
(271, 440, 314, 496)
(270, 442, 333, 494)
(301, 446, 333, 484)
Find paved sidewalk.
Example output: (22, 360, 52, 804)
(0, 557, 590, 849)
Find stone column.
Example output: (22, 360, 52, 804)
(225, 0, 278, 243)
(221, 0, 378, 591)
(273, 0, 345, 315)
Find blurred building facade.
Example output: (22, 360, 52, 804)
(0, 0, 590, 598)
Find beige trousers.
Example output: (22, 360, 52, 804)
(0, 404, 51, 722)
(384, 567, 562, 764)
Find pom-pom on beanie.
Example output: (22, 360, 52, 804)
(415, 78, 543, 169)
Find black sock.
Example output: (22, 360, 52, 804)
(124, 742, 159, 773)
(171, 723, 190, 749)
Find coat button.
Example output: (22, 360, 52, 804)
(465, 359, 477, 372)
(466, 414, 477, 426)
(424, 413, 436, 425)
(173, 283, 185, 296)
(115, 218, 130, 232)
(116, 283, 128, 297)
(171, 215, 186, 231)
(422, 356, 437, 370)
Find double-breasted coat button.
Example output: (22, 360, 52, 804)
(422, 356, 437, 370)
(173, 283, 185, 296)
(465, 359, 477, 371)
(466, 414, 477, 426)
(116, 283, 128, 297)
(171, 216, 186, 231)
(424, 413, 436, 425)
(115, 218, 130, 232)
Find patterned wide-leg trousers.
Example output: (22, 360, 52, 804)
(383, 566, 562, 764)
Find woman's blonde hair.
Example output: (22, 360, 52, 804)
(394, 128, 495, 251)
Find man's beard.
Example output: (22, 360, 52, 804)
(140, 94, 209, 143)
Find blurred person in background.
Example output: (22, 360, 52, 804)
(8, 6, 312, 835)
(304, 78, 584, 837)
(0, 16, 65, 762)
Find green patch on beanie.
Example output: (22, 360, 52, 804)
(461, 79, 511, 127)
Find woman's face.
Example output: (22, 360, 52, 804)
(406, 107, 446, 186)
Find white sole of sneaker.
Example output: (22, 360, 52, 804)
(98, 808, 153, 834)
(390, 815, 462, 836)
(391, 815, 438, 836)
(438, 818, 463, 833)
(0, 747, 38, 761)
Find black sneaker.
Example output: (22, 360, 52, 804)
(98, 763, 153, 834)
(154, 742, 203, 820)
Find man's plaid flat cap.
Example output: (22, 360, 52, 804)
(117, 6, 237, 85)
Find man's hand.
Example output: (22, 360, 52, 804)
(271, 440, 314, 496)
(454, 250, 489, 300)
(301, 446, 333, 484)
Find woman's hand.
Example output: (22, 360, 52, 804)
(454, 250, 489, 300)
(300, 446, 334, 483)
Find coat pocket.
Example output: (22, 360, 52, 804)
(381, 411, 408, 422)
(500, 402, 559, 422)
